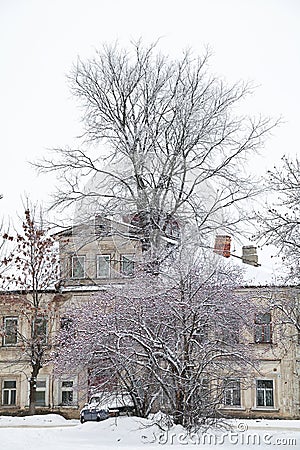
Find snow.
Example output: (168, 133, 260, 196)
(0, 414, 77, 428)
(0, 414, 299, 449)
(87, 393, 134, 410)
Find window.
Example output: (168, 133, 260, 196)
(95, 215, 110, 236)
(60, 317, 73, 331)
(2, 380, 16, 405)
(219, 327, 239, 344)
(194, 324, 209, 342)
(164, 217, 180, 239)
(71, 255, 85, 279)
(61, 381, 74, 405)
(196, 378, 210, 408)
(224, 379, 241, 406)
(256, 380, 274, 407)
(254, 313, 272, 343)
(33, 317, 47, 343)
(59, 317, 75, 344)
(96, 255, 111, 278)
(3, 317, 18, 346)
(120, 255, 135, 276)
(36, 380, 46, 406)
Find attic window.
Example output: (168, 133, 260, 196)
(95, 216, 109, 236)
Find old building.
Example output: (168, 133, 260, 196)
(219, 287, 300, 418)
(0, 217, 142, 418)
(0, 217, 299, 419)
(0, 290, 87, 418)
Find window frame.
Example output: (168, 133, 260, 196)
(33, 316, 48, 344)
(3, 317, 18, 346)
(195, 378, 210, 408)
(120, 254, 135, 276)
(35, 379, 47, 407)
(194, 323, 209, 343)
(96, 254, 111, 279)
(71, 255, 86, 279)
(254, 312, 272, 343)
(221, 327, 239, 344)
(2, 380, 17, 406)
(223, 378, 241, 407)
(61, 380, 74, 406)
(256, 379, 274, 407)
(60, 317, 73, 331)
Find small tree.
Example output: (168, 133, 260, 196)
(1, 208, 59, 414)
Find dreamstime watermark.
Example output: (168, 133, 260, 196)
(154, 423, 297, 446)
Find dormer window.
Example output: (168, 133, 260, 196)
(95, 215, 110, 236)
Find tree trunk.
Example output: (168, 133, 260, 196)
(174, 388, 184, 425)
(28, 364, 40, 415)
(29, 377, 36, 415)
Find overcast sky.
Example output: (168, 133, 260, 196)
(0, 0, 299, 281)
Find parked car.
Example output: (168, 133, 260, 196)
(80, 393, 134, 423)
(80, 406, 109, 423)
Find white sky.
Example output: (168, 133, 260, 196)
(0, 0, 299, 281)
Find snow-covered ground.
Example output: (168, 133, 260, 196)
(0, 414, 299, 449)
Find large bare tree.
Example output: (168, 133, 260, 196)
(36, 41, 276, 265)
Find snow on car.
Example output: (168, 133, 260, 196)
(80, 393, 134, 423)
